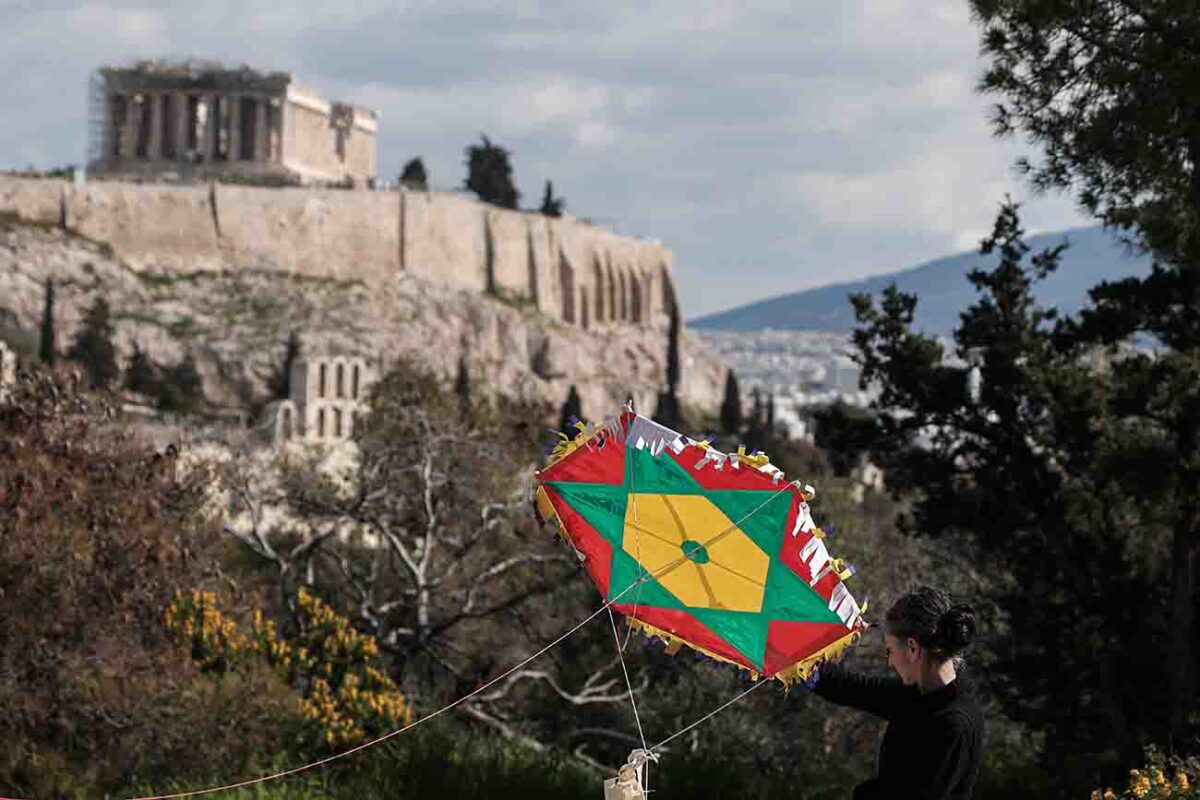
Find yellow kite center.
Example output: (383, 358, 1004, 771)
(622, 493, 769, 612)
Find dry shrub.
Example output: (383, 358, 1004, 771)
(0, 369, 305, 798)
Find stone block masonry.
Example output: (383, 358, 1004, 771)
(0, 176, 678, 330)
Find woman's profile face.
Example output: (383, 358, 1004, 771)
(883, 632, 922, 685)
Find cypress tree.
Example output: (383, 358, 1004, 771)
(124, 343, 158, 396)
(39, 278, 55, 366)
(454, 354, 471, 416)
(268, 331, 302, 400)
(655, 295, 683, 428)
(720, 370, 742, 435)
(559, 384, 582, 435)
(67, 296, 119, 387)
(539, 180, 565, 217)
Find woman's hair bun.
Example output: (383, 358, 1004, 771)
(934, 603, 977, 656)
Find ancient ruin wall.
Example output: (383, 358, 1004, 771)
(214, 184, 399, 282)
(0, 176, 678, 328)
(67, 182, 223, 271)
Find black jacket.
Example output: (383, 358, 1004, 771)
(814, 664, 984, 800)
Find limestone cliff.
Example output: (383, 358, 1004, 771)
(0, 219, 726, 421)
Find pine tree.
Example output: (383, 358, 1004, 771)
(39, 278, 55, 366)
(464, 135, 519, 209)
(67, 296, 119, 388)
(971, 0, 1200, 760)
(559, 384, 582, 436)
(399, 157, 428, 190)
(720, 370, 743, 435)
(124, 343, 158, 396)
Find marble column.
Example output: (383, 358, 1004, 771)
(123, 94, 140, 158)
(147, 93, 163, 160)
(203, 94, 218, 161)
(253, 97, 268, 162)
(173, 92, 189, 159)
(106, 94, 121, 158)
(228, 93, 242, 161)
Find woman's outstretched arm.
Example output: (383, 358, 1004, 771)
(811, 661, 910, 720)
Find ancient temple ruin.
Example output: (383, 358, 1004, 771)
(262, 356, 373, 445)
(89, 61, 377, 186)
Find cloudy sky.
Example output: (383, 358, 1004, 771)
(0, 0, 1092, 317)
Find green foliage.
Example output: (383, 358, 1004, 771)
(812, 401, 879, 477)
(972, 0, 1200, 766)
(123, 342, 158, 396)
(0, 370, 304, 798)
(134, 721, 596, 800)
(157, 352, 205, 414)
(720, 370, 743, 435)
(1091, 748, 1199, 799)
(849, 200, 1182, 793)
(559, 383, 582, 434)
(399, 157, 428, 191)
(539, 180, 565, 217)
(464, 135, 520, 209)
(67, 295, 119, 388)
(165, 588, 412, 750)
(39, 277, 54, 365)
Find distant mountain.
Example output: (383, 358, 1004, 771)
(691, 226, 1152, 337)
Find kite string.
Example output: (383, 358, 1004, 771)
(650, 680, 767, 754)
(607, 606, 648, 753)
(9, 444, 798, 800)
(114, 598, 620, 800)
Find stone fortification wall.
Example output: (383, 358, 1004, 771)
(0, 176, 677, 328)
(214, 185, 399, 282)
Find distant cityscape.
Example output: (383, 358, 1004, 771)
(696, 329, 877, 441)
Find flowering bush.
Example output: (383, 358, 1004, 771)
(166, 587, 412, 748)
(1092, 757, 1197, 799)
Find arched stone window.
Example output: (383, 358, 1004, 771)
(580, 286, 590, 329)
(318, 363, 327, 399)
(351, 364, 361, 399)
(317, 407, 327, 439)
(336, 362, 345, 398)
(333, 408, 343, 439)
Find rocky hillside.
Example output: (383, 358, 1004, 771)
(0, 216, 725, 421)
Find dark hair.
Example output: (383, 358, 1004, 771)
(884, 586, 977, 661)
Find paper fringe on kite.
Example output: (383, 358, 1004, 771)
(536, 414, 867, 688)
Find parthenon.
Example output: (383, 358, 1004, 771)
(90, 61, 377, 186)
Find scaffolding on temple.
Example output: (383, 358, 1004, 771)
(86, 70, 108, 167)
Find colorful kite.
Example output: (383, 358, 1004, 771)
(534, 410, 867, 685)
